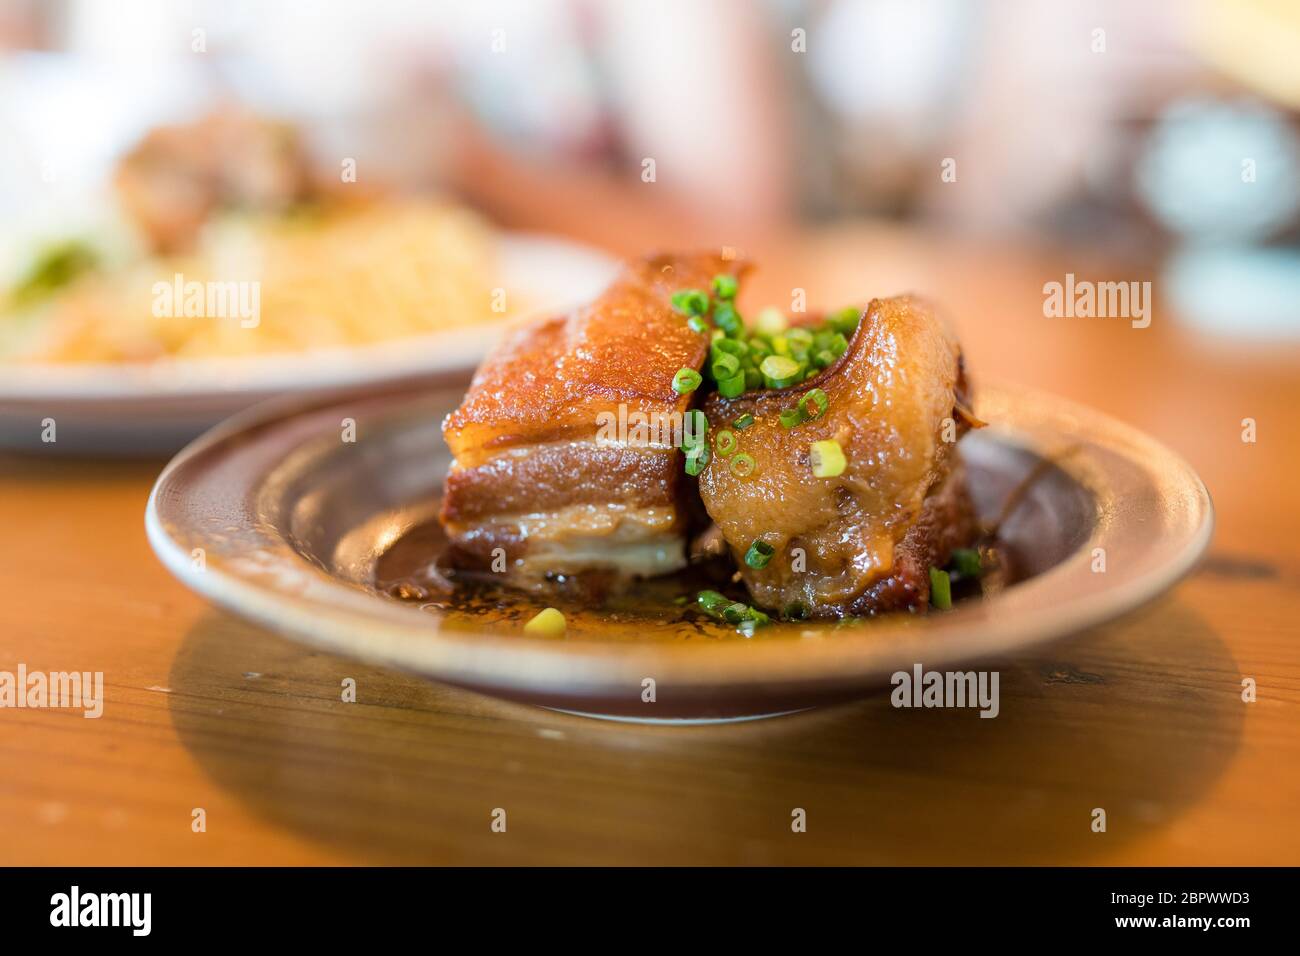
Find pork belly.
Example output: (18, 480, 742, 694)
(440, 252, 743, 586)
(697, 296, 976, 616)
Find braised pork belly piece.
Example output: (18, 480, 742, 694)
(439, 252, 743, 588)
(696, 296, 977, 616)
(440, 251, 980, 620)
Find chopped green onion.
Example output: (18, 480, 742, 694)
(714, 429, 737, 457)
(786, 327, 813, 351)
(756, 307, 787, 335)
(732, 413, 755, 431)
(712, 337, 748, 359)
(672, 367, 702, 394)
(929, 567, 953, 610)
(950, 547, 982, 578)
(671, 289, 710, 316)
(783, 601, 808, 621)
(684, 442, 710, 476)
(828, 306, 860, 334)
(809, 439, 846, 477)
(523, 607, 567, 636)
(680, 409, 707, 449)
(730, 452, 756, 478)
(779, 407, 804, 429)
(723, 602, 749, 623)
(711, 352, 741, 379)
(712, 273, 738, 300)
(713, 302, 743, 337)
(717, 372, 746, 398)
(744, 539, 775, 569)
(687, 315, 710, 334)
(799, 387, 829, 420)
(760, 355, 801, 388)
(743, 367, 763, 390)
(696, 590, 730, 617)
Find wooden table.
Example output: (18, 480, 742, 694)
(2, 226, 1298, 865)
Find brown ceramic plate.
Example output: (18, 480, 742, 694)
(146, 378, 1212, 722)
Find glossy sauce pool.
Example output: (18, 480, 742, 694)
(373, 511, 1012, 643)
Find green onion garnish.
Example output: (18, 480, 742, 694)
(712, 274, 738, 300)
(828, 306, 860, 334)
(687, 315, 710, 334)
(711, 352, 740, 379)
(713, 302, 743, 337)
(717, 372, 745, 398)
(950, 547, 982, 578)
(760, 355, 801, 388)
(744, 539, 775, 569)
(672, 367, 702, 394)
(786, 327, 813, 351)
(732, 413, 755, 431)
(696, 590, 770, 634)
(783, 601, 808, 621)
(715, 429, 737, 457)
(756, 308, 787, 335)
(799, 387, 829, 420)
(730, 452, 755, 478)
(680, 409, 707, 449)
(684, 442, 710, 476)
(713, 337, 747, 358)
(779, 407, 804, 429)
(723, 602, 749, 623)
(929, 567, 953, 610)
(671, 289, 710, 316)
(696, 590, 730, 617)
(809, 439, 846, 477)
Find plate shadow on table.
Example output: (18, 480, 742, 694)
(167, 597, 1242, 864)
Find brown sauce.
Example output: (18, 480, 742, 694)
(373, 510, 1012, 643)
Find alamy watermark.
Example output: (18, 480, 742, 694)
(152, 273, 261, 328)
(1043, 273, 1151, 329)
(0, 664, 103, 718)
(595, 403, 703, 448)
(50, 886, 150, 936)
(891, 664, 999, 718)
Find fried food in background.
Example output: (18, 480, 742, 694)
(1, 108, 505, 364)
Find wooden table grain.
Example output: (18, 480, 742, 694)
(2, 226, 1298, 865)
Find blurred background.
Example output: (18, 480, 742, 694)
(3, 0, 1299, 313)
(1, 0, 1298, 401)
(3, 0, 1300, 868)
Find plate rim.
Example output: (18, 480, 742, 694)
(145, 380, 1214, 697)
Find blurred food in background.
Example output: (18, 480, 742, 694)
(1, 0, 1298, 352)
(1, 106, 512, 364)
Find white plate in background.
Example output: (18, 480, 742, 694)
(0, 233, 616, 454)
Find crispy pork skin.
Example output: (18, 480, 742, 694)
(698, 296, 975, 615)
(440, 252, 743, 586)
